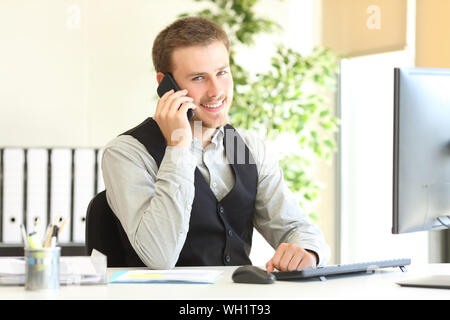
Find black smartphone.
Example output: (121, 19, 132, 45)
(157, 73, 194, 121)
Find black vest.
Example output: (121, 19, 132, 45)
(116, 117, 258, 267)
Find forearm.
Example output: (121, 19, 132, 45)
(133, 148, 196, 268)
(102, 139, 196, 269)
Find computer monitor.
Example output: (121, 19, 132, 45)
(393, 67, 450, 234)
(392, 67, 450, 289)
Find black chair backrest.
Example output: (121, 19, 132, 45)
(85, 190, 127, 267)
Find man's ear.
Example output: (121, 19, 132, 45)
(156, 72, 165, 85)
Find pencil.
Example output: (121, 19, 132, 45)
(43, 224, 52, 248)
(58, 218, 68, 237)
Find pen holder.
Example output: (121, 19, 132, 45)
(24, 247, 60, 290)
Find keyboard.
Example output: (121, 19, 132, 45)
(273, 258, 411, 281)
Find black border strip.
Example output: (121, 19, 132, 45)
(47, 148, 52, 226)
(70, 148, 75, 242)
(23, 149, 28, 229)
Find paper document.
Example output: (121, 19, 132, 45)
(0, 250, 107, 285)
(110, 269, 223, 284)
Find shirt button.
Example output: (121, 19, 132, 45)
(212, 182, 217, 188)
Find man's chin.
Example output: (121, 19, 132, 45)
(191, 114, 228, 129)
(192, 120, 227, 129)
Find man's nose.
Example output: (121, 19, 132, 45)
(207, 77, 223, 99)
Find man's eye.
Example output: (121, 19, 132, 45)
(192, 76, 204, 81)
(217, 71, 227, 76)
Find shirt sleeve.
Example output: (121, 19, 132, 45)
(238, 129, 331, 266)
(101, 135, 197, 269)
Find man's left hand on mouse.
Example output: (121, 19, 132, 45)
(265, 243, 318, 272)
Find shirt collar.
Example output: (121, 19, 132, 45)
(210, 126, 225, 147)
(191, 126, 225, 151)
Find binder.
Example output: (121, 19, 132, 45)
(26, 149, 48, 237)
(2, 149, 24, 243)
(50, 149, 72, 243)
(73, 149, 95, 243)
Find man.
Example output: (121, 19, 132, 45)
(102, 17, 330, 271)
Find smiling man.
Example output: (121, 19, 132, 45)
(102, 17, 330, 271)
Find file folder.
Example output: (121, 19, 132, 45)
(26, 149, 48, 236)
(73, 149, 95, 243)
(0, 147, 101, 245)
(50, 149, 72, 243)
(2, 149, 24, 243)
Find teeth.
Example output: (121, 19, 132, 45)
(201, 99, 223, 108)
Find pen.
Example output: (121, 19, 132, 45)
(33, 216, 41, 234)
(33, 216, 42, 244)
(51, 225, 59, 239)
(43, 225, 59, 247)
(50, 236, 57, 248)
(43, 215, 61, 248)
(20, 224, 29, 248)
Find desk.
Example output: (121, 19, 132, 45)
(0, 263, 449, 300)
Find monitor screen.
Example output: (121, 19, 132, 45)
(393, 67, 450, 234)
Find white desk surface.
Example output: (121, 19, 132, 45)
(1, 263, 449, 300)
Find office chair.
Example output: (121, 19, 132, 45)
(85, 190, 128, 267)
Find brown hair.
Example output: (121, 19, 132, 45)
(152, 17, 230, 74)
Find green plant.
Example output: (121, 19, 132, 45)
(180, 0, 340, 220)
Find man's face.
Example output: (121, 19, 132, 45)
(170, 41, 233, 129)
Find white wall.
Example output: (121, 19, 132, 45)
(0, 0, 322, 149)
(0, 0, 322, 148)
(340, 51, 429, 264)
(0, 0, 206, 147)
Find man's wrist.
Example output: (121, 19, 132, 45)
(305, 249, 319, 266)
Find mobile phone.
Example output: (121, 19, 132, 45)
(157, 73, 194, 121)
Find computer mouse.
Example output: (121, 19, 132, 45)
(232, 265, 275, 284)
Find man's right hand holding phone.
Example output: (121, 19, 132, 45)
(154, 89, 197, 149)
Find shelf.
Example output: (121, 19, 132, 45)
(0, 243, 87, 256)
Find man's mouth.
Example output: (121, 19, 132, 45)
(200, 99, 225, 112)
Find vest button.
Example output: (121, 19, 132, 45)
(217, 205, 224, 214)
(225, 255, 231, 263)
(228, 229, 233, 237)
